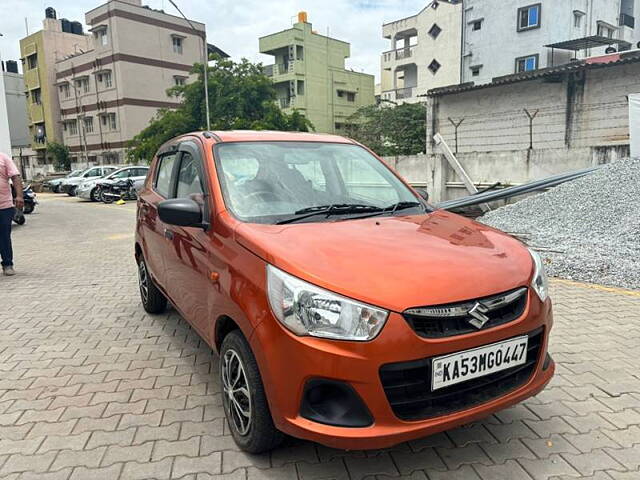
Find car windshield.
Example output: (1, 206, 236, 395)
(214, 142, 426, 224)
(68, 170, 83, 177)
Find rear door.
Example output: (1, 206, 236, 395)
(137, 150, 179, 289)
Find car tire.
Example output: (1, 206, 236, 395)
(138, 257, 167, 314)
(90, 187, 99, 202)
(220, 330, 283, 454)
(23, 203, 34, 215)
(52, 185, 60, 193)
(68, 186, 77, 197)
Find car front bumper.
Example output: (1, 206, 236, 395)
(250, 291, 554, 450)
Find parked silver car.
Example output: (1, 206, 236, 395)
(76, 166, 149, 201)
(60, 166, 119, 196)
(46, 170, 84, 193)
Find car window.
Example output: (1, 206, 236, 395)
(84, 168, 100, 177)
(155, 154, 177, 198)
(176, 152, 204, 199)
(134, 168, 148, 177)
(111, 169, 130, 179)
(335, 150, 401, 204)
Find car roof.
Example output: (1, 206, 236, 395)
(204, 130, 354, 144)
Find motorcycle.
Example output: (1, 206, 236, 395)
(102, 178, 138, 204)
(22, 185, 37, 214)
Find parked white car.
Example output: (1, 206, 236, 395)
(46, 170, 84, 193)
(60, 166, 119, 196)
(76, 166, 149, 201)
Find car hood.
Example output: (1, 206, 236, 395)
(234, 211, 534, 312)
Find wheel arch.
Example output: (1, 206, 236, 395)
(214, 315, 242, 353)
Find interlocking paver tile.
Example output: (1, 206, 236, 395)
(37, 433, 90, 453)
(270, 442, 318, 467)
(85, 428, 136, 450)
(563, 430, 623, 453)
(101, 442, 153, 466)
(121, 458, 173, 480)
(152, 437, 199, 461)
(522, 434, 581, 458)
(474, 459, 534, 479)
(173, 452, 222, 478)
(247, 464, 297, 479)
(517, 454, 580, 480)
(49, 446, 107, 471)
(344, 453, 398, 479)
(69, 463, 123, 480)
(222, 450, 270, 473)
(560, 450, 625, 476)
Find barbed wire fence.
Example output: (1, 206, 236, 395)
(434, 99, 630, 152)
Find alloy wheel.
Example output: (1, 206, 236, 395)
(222, 349, 252, 436)
(138, 260, 149, 304)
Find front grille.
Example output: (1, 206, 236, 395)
(379, 328, 543, 421)
(403, 288, 528, 338)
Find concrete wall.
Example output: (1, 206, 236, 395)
(462, 0, 640, 84)
(384, 146, 624, 204)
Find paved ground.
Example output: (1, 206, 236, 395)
(1, 193, 639, 480)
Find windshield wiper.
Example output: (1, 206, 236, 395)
(336, 201, 425, 222)
(276, 204, 383, 225)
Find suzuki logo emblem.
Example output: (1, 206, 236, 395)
(467, 302, 490, 329)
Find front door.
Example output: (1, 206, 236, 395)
(163, 141, 223, 343)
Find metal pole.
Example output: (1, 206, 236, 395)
(168, 0, 210, 130)
(524, 109, 539, 150)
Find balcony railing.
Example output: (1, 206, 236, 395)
(279, 97, 291, 108)
(396, 87, 414, 99)
(620, 13, 635, 28)
(382, 46, 417, 63)
(265, 63, 294, 77)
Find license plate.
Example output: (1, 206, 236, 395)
(431, 336, 529, 391)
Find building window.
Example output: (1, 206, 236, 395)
(297, 80, 305, 96)
(473, 20, 483, 31)
(574, 11, 584, 28)
(109, 113, 117, 130)
(597, 23, 615, 38)
(103, 72, 112, 88)
(59, 83, 70, 98)
(75, 78, 90, 94)
(172, 36, 183, 54)
(83, 117, 94, 134)
(174, 76, 186, 86)
(31, 89, 42, 105)
(428, 59, 442, 74)
(100, 29, 108, 46)
(516, 54, 539, 72)
(471, 66, 482, 77)
(428, 23, 442, 39)
(517, 4, 541, 31)
(68, 120, 78, 136)
(337, 90, 356, 102)
(27, 54, 38, 70)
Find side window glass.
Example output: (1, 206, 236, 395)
(176, 152, 204, 199)
(155, 153, 177, 198)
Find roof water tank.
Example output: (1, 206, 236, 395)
(61, 18, 71, 33)
(71, 21, 83, 35)
(45, 7, 57, 19)
(6, 60, 18, 73)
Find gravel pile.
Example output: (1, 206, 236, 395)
(478, 158, 640, 290)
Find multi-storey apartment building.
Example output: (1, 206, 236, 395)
(259, 12, 375, 134)
(380, 0, 462, 104)
(462, 0, 640, 84)
(19, 9, 92, 160)
(55, 0, 211, 165)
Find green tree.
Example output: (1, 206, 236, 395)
(345, 103, 427, 156)
(128, 56, 313, 162)
(47, 142, 71, 171)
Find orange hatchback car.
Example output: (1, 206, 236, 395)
(135, 131, 554, 453)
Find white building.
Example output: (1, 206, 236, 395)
(462, 0, 640, 84)
(380, 1, 462, 104)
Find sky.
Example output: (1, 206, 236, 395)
(0, 0, 430, 82)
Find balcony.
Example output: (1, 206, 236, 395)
(29, 103, 45, 124)
(396, 87, 414, 99)
(265, 61, 302, 79)
(24, 67, 41, 89)
(620, 13, 635, 28)
(382, 45, 417, 68)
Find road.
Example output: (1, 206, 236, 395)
(0, 193, 639, 480)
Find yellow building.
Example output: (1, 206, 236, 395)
(19, 9, 92, 160)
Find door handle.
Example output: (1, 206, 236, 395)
(164, 229, 174, 240)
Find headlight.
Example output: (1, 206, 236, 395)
(528, 248, 549, 302)
(267, 265, 389, 341)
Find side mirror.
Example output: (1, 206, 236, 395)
(415, 188, 430, 202)
(158, 198, 205, 228)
